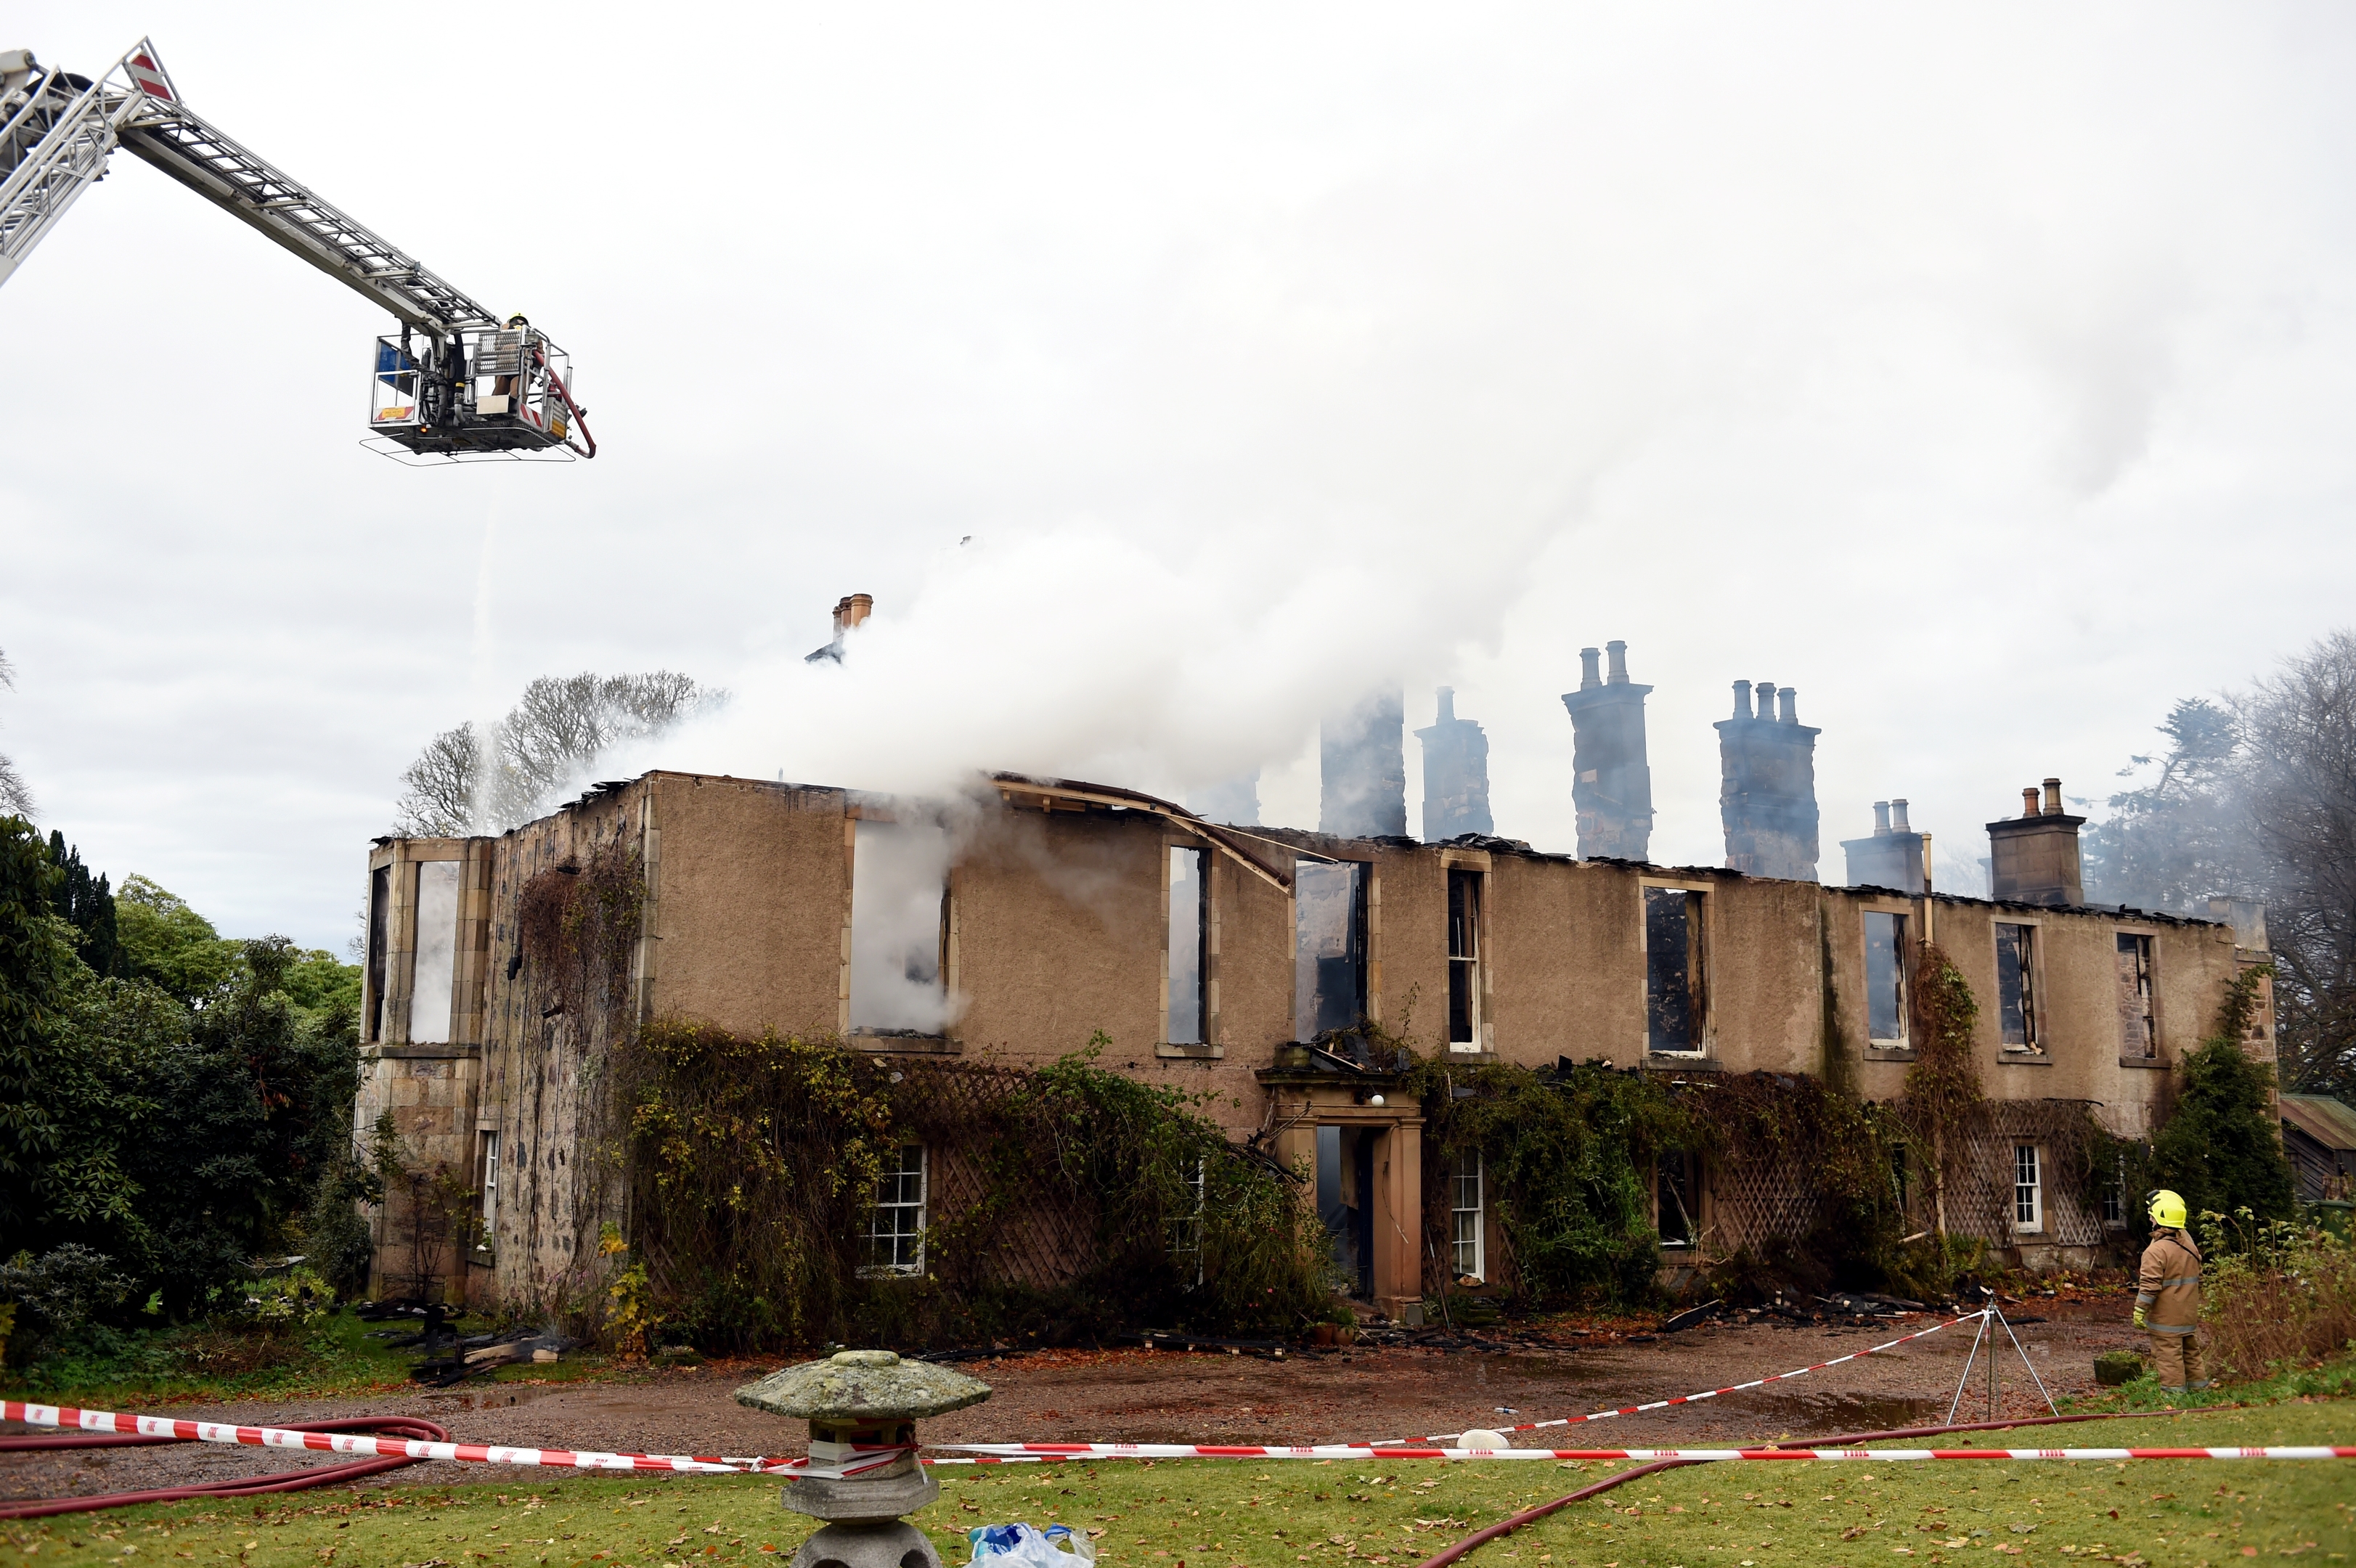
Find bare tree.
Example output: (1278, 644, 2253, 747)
(0, 649, 30, 819)
(2237, 631, 2356, 1097)
(393, 671, 722, 837)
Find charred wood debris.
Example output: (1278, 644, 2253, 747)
(355, 1298, 577, 1387)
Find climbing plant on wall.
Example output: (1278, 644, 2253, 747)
(600, 1025, 1334, 1353)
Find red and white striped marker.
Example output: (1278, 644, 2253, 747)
(1369, 1308, 1991, 1446)
(122, 43, 175, 102)
(935, 1440, 2355, 1463)
(0, 1402, 910, 1480)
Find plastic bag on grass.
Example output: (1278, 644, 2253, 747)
(966, 1522, 1096, 1568)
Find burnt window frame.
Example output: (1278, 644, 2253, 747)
(1641, 881, 1711, 1056)
(1994, 920, 2042, 1053)
(2114, 929, 2157, 1060)
(1445, 864, 1485, 1053)
(364, 863, 391, 1042)
(1656, 1149, 1700, 1249)
(1861, 906, 1911, 1047)
(1293, 857, 1370, 1043)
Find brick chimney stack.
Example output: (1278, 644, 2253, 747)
(1986, 776, 2084, 905)
(1841, 797, 1928, 894)
(1560, 639, 1655, 861)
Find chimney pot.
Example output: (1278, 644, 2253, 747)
(1755, 680, 1776, 721)
(1732, 679, 1752, 719)
(1777, 685, 1798, 724)
(1605, 640, 1630, 685)
(1579, 647, 1602, 690)
(1891, 797, 1910, 833)
(1436, 685, 1456, 722)
(2021, 785, 2041, 818)
(1872, 800, 1891, 836)
(2043, 777, 2063, 815)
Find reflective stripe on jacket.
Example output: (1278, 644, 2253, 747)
(2137, 1227, 2203, 1333)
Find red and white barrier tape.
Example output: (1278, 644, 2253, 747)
(1371, 1308, 1989, 1446)
(0, 1402, 909, 1480)
(936, 1441, 2355, 1463)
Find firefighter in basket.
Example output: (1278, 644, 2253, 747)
(2132, 1188, 2209, 1391)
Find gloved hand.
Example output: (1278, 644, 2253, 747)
(2132, 1305, 2147, 1329)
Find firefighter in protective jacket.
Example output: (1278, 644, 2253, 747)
(2133, 1189, 2206, 1390)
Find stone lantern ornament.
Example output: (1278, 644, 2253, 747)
(735, 1349, 992, 1568)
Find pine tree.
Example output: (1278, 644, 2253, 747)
(43, 830, 123, 978)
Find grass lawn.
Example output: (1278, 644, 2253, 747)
(4, 1402, 2349, 1568)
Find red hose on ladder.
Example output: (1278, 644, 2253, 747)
(0, 1416, 452, 1521)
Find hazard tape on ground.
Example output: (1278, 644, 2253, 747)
(934, 1441, 2355, 1463)
(0, 1402, 910, 1480)
(1371, 1308, 1992, 1446)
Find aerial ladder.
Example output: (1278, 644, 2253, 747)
(0, 39, 595, 462)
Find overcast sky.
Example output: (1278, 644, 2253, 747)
(4, 3, 2353, 952)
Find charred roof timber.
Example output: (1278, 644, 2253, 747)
(1560, 639, 1655, 862)
(804, 593, 874, 664)
(1841, 797, 1928, 894)
(1986, 775, 2084, 906)
(1414, 687, 1494, 842)
(1716, 677, 1821, 882)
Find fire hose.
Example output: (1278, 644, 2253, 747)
(0, 1415, 452, 1522)
(1410, 1408, 2248, 1568)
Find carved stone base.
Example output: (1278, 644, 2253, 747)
(788, 1520, 942, 1568)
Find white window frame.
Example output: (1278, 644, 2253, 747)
(1446, 866, 1485, 1054)
(2013, 1143, 2043, 1233)
(476, 1130, 500, 1253)
(1450, 1149, 1485, 1281)
(860, 1145, 929, 1278)
(1862, 907, 1911, 1048)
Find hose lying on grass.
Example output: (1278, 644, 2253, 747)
(1411, 1408, 2206, 1568)
(0, 1416, 452, 1520)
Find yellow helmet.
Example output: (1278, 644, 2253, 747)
(2146, 1188, 2188, 1229)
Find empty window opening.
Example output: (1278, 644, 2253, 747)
(366, 864, 390, 1042)
(2115, 933, 2156, 1058)
(850, 820, 950, 1034)
(1994, 922, 2040, 1050)
(1294, 859, 1367, 1042)
(1451, 1148, 1485, 1282)
(2100, 1154, 2126, 1228)
(1657, 1151, 1700, 1247)
(1167, 846, 1208, 1045)
(860, 1144, 927, 1277)
(410, 861, 460, 1045)
(477, 1130, 500, 1252)
(1863, 910, 1909, 1045)
(1316, 1125, 1375, 1299)
(1447, 868, 1483, 1053)
(2013, 1143, 2042, 1231)
(1643, 886, 1706, 1053)
(1890, 1143, 1909, 1212)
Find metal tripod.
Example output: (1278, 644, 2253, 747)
(1944, 1302, 2058, 1424)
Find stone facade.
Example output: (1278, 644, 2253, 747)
(356, 767, 2262, 1312)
